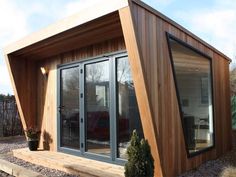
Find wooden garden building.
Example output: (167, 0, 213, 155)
(4, 0, 232, 176)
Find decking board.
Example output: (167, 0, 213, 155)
(13, 148, 124, 177)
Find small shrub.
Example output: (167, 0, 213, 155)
(124, 130, 154, 177)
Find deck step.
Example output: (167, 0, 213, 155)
(13, 148, 125, 177)
(0, 158, 44, 177)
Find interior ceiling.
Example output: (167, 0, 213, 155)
(170, 40, 206, 58)
(11, 11, 123, 60)
(171, 40, 210, 74)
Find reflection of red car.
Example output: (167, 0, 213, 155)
(118, 118, 130, 141)
(87, 111, 129, 141)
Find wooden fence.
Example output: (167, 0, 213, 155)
(0, 99, 23, 137)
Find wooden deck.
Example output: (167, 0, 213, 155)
(13, 148, 124, 177)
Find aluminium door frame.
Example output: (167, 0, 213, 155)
(57, 50, 128, 165)
(57, 63, 82, 156)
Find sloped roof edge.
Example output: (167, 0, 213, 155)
(4, 0, 231, 62)
(131, 0, 231, 62)
(4, 0, 128, 55)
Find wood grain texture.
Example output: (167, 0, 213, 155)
(13, 148, 124, 177)
(37, 37, 126, 151)
(130, 0, 231, 62)
(119, 6, 163, 177)
(4, 55, 27, 132)
(4, 0, 128, 55)
(5, 11, 125, 152)
(4, 1, 231, 176)
(5, 55, 37, 131)
(130, 2, 232, 176)
(10, 12, 123, 60)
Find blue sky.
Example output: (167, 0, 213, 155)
(0, 0, 235, 95)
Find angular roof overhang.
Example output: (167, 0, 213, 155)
(4, 0, 128, 60)
(4, 0, 231, 62)
(3, 1, 231, 177)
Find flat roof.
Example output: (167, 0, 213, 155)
(3, 0, 128, 55)
(131, 0, 231, 62)
(4, 0, 231, 62)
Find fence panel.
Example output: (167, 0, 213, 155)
(0, 99, 23, 137)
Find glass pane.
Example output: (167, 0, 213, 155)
(60, 66, 80, 149)
(85, 61, 110, 156)
(117, 57, 144, 159)
(169, 38, 214, 154)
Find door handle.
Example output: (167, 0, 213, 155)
(58, 105, 65, 113)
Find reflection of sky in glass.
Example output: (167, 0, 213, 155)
(86, 61, 109, 82)
(62, 67, 80, 91)
(169, 38, 214, 152)
(117, 57, 132, 85)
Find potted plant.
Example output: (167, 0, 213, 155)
(25, 127, 40, 151)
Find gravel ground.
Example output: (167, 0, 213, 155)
(0, 136, 27, 154)
(3, 155, 78, 177)
(0, 137, 79, 177)
(0, 170, 14, 177)
(2, 136, 236, 177)
(179, 133, 236, 177)
(179, 150, 232, 177)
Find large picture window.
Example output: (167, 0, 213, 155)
(167, 34, 214, 156)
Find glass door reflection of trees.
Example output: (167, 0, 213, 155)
(58, 53, 143, 162)
(117, 57, 143, 159)
(60, 66, 80, 149)
(85, 61, 110, 156)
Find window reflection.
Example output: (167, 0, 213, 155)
(85, 61, 110, 156)
(169, 38, 214, 154)
(61, 67, 80, 149)
(117, 57, 144, 159)
(59, 54, 144, 160)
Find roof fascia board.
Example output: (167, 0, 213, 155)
(4, 0, 128, 55)
(130, 0, 231, 62)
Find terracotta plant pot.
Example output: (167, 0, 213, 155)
(28, 140, 39, 151)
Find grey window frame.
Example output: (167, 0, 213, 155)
(166, 32, 215, 158)
(57, 50, 128, 165)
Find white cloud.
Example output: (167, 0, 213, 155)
(0, 0, 31, 95)
(190, 9, 236, 58)
(0, 64, 11, 85)
(174, 3, 236, 66)
(0, 0, 75, 95)
(154, 0, 174, 5)
(0, 0, 100, 95)
(142, 0, 175, 8)
(1, 0, 235, 95)
(0, 0, 29, 46)
(0, 63, 13, 94)
(63, 0, 104, 17)
(215, 0, 236, 7)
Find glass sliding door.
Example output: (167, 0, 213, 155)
(116, 57, 143, 159)
(59, 66, 80, 150)
(58, 52, 144, 163)
(85, 60, 111, 156)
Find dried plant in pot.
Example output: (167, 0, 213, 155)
(25, 127, 41, 151)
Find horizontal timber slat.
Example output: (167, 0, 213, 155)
(13, 148, 124, 177)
